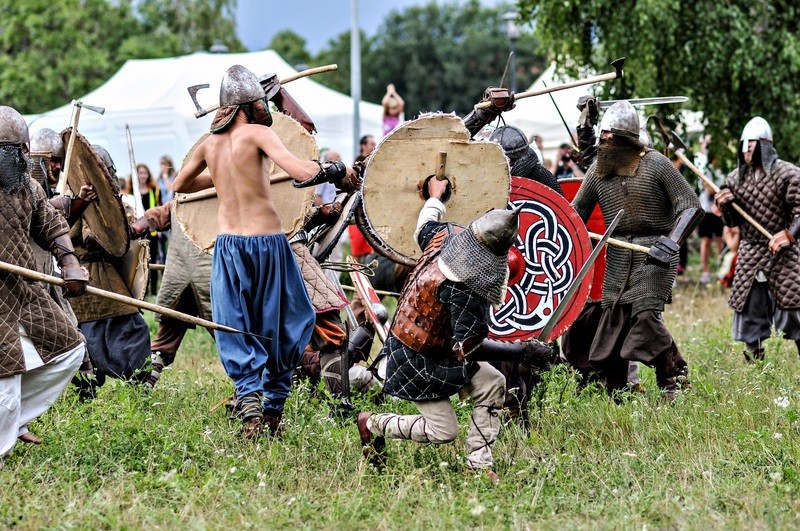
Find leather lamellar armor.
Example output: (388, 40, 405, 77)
(391, 229, 453, 355)
(724, 160, 800, 311)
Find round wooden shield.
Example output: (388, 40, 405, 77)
(360, 113, 509, 265)
(308, 191, 360, 263)
(489, 178, 593, 343)
(175, 113, 319, 253)
(560, 177, 606, 301)
(61, 128, 130, 258)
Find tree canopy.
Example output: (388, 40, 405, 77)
(0, 0, 243, 114)
(308, 1, 547, 118)
(517, 0, 800, 165)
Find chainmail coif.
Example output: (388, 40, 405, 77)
(439, 229, 508, 307)
(0, 144, 30, 193)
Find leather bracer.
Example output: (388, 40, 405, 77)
(467, 338, 554, 370)
(50, 233, 89, 296)
(347, 324, 375, 364)
(293, 160, 348, 189)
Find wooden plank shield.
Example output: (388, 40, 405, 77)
(360, 113, 510, 265)
(489, 178, 593, 343)
(174, 113, 319, 253)
(61, 128, 130, 258)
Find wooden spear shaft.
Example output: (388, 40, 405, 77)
(588, 232, 650, 254)
(196, 64, 338, 118)
(672, 150, 774, 240)
(57, 106, 82, 195)
(0, 259, 246, 336)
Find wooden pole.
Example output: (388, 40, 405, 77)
(0, 259, 247, 336)
(57, 105, 82, 195)
(195, 64, 339, 118)
(673, 150, 774, 240)
(435, 151, 447, 180)
(588, 232, 650, 254)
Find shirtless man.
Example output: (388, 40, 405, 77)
(173, 65, 354, 437)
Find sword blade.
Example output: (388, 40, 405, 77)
(537, 209, 625, 341)
(599, 96, 688, 109)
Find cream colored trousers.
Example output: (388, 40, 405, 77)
(368, 361, 505, 469)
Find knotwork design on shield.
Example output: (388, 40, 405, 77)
(489, 178, 592, 342)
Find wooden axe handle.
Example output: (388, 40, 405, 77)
(673, 150, 774, 240)
(588, 232, 650, 254)
(195, 64, 338, 118)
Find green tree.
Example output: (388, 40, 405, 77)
(0, 0, 242, 114)
(268, 30, 312, 69)
(312, 1, 547, 118)
(517, 0, 800, 165)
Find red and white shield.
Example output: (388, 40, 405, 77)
(489, 178, 593, 343)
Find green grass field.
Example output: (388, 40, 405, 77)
(2, 273, 799, 529)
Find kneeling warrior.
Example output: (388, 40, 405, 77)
(357, 177, 552, 481)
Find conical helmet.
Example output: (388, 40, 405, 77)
(0, 106, 30, 147)
(739, 116, 772, 153)
(489, 125, 529, 159)
(599, 100, 640, 139)
(91, 144, 116, 175)
(219, 65, 264, 106)
(469, 204, 522, 256)
(31, 128, 65, 157)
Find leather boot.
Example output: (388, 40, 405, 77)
(743, 342, 765, 364)
(356, 411, 386, 467)
(236, 392, 264, 440)
(262, 410, 284, 437)
(795, 340, 800, 358)
(654, 349, 678, 402)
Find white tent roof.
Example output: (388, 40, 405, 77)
(503, 63, 591, 156)
(26, 50, 383, 175)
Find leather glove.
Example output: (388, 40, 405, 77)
(521, 339, 554, 371)
(646, 236, 680, 268)
(769, 229, 795, 255)
(293, 160, 350, 189)
(129, 215, 153, 239)
(714, 188, 735, 209)
(61, 264, 90, 297)
(577, 96, 599, 128)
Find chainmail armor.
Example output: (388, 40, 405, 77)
(0, 145, 31, 193)
(572, 150, 700, 308)
(439, 229, 508, 306)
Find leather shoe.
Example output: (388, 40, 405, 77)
(357, 411, 386, 467)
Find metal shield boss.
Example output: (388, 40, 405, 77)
(488, 178, 593, 343)
(61, 128, 130, 258)
(359, 113, 510, 266)
(175, 113, 318, 253)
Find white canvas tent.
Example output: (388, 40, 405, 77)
(502, 63, 704, 162)
(502, 63, 592, 161)
(25, 50, 383, 178)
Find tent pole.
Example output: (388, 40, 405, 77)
(351, 0, 361, 160)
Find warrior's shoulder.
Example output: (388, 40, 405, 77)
(773, 159, 800, 178)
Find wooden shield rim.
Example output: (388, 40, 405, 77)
(175, 114, 318, 252)
(308, 191, 360, 262)
(488, 177, 593, 342)
(360, 113, 509, 265)
(61, 128, 130, 258)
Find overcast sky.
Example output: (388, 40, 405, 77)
(236, 0, 507, 54)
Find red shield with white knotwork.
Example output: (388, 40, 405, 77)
(488, 177, 592, 343)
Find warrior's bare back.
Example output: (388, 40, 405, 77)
(174, 113, 319, 236)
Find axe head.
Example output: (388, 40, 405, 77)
(671, 131, 687, 151)
(187, 84, 210, 113)
(75, 101, 105, 115)
(611, 57, 626, 78)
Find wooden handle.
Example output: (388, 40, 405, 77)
(58, 107, 82, 195)
(588, 232, 650, 254)
(0, 259, 240, 334)
(674, 150, 774, 240)
(475, 70, 619, 110)
(195, 64, 339, 118)
(435, 151, 447, 180)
